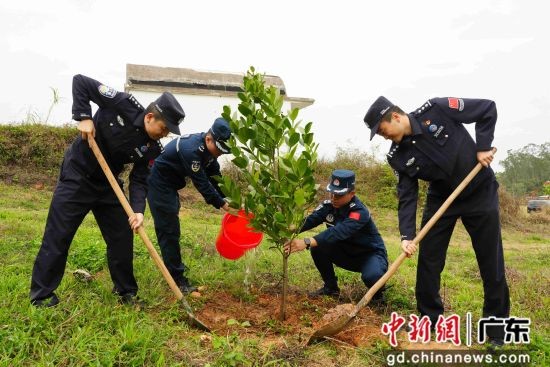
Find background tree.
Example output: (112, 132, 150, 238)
(498, 142, 550, 196)
(218, 67, 319, 321)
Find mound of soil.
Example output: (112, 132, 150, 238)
(194, 289, 384, 347)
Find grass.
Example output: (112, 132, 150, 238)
(0, 183, 548, 366)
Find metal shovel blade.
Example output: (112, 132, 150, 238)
(179, 298, 211, 332)
(306, 312, 355, 345)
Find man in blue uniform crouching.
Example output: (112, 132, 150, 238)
(284, 169, 389, 300)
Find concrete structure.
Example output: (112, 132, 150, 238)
(125, 64, 314, 138)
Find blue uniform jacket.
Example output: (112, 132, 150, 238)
(69, 74, 163, 213)
(301, 196, 386, 254)
(151, 133, 226, 209)
(387, 97, 498, 240)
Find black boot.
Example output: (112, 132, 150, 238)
(177, 277, 198, 294)
(371, 286, 386, 305)
(118, 293, 146, 307)
(31, 293, 59, 308)
(308, 285, 340, 299)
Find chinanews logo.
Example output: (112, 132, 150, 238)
(381, 312, 531, 348)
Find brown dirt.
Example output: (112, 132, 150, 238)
(194, 289, 385, 347)
(329, 307, 385, 347)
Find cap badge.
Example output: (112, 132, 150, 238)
(380, 106, 390, 115)
(333, 179, 340, 186)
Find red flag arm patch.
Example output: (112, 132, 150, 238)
(448, 97, 459, 110)
(349, 211, 361, 220)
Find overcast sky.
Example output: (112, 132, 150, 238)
(1, 0, 549, 171)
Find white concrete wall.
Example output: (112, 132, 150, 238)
(130, 90, 294, 139)
(131, 90, 295, 166)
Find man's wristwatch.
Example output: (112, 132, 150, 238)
(304, 237, 311, 250)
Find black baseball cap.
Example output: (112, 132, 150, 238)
(363, 96, 394, 140)
(153, 92, 185, 135)
(209, 117, 231, 154)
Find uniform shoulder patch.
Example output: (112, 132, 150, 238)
(98, 84, 117, 98)
(349, 211, 361, 220)
(448, 97, 465, 111)
(323, 199, 331, 205)
(191, 160, 201, 172)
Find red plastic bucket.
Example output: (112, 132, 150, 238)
(216, 210, 263, 260)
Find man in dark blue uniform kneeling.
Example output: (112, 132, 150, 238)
(284, 169, 388, 300)
(30, 74, 185, 307)
(147, 117, 234, 293)
(363, 96, 510, 347)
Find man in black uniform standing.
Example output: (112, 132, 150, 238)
(147, 117, 234, 293)
(284, 169, 388, 300)
(363, 96, 509, 346)
(30, 74, 185, 307)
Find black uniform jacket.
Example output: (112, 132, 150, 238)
(69, 74, 163, 213)
(387, 97, 497, 240)
(150, 133, 226, 209)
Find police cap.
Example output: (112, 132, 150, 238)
(363, 96, 394, 140)
(209, 117, 231, 154)
(326, 169, 355, 194)
(153, 92, 185, 135)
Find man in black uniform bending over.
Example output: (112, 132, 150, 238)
(30, 74, 185, 307)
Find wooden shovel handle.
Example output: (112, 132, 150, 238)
(87, 137, 185, 301)
(354, 148, 497, 312)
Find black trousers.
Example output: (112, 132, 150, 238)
(310, 242, 388, 290)
(147, 174, 186, 285)
(417, 180, 510, 337)
(30, 160, 137, 302)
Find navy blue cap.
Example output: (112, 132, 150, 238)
(326, 169, 355, 194)
(209, 117, 231, 154)
(153, 92, 185, 135)
(363, 96, 394, 140)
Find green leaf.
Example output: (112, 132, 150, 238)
(286, 173, 299, 183)
(288, 132, 300, 147)
(297, 158, 309, 176)
(232, 156, 248, 169)
(289, 108, 299, 122)
(304, 121, 313, 134)
(274, 212, 285, 223)
(294, 189, 306, 207)
(238, 104, 252, 116)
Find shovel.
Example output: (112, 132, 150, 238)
(88, 136, 210, 331)
(306, 148, 497, 345)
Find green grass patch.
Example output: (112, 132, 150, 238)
(0, 183, 548, 366)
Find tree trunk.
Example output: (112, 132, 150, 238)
(279, 252, 289, 321)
